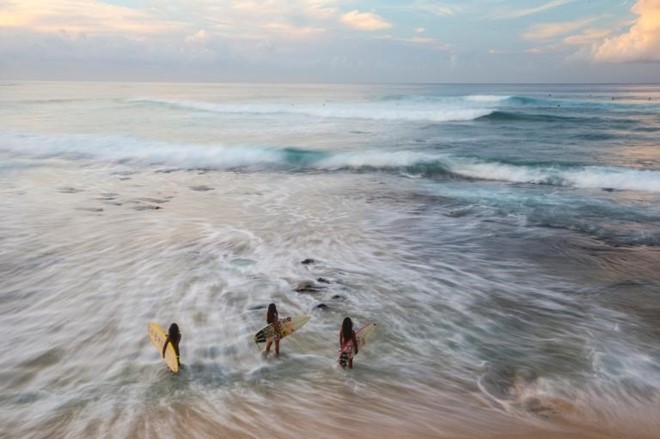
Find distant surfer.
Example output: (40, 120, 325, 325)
(163, 323, 181, 368)
(339, 317, 358, 369)
(265, 304, 282, 357)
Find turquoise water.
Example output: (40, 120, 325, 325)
(1, 81, 659, 438)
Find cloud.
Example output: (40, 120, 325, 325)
(264, 22, 326, 38)
(413, 1, 460, 17)
(0, 0, 338, 40)
(591, 0, 660, 62)
(563, 28, 611, 46)
(496, 0, 575, 19)
(375, 35, 452, 51)
(229, 0, 337, 21)
(0, 0, 180, 34)
(186, 29, 210, 44)
(523, 17, 595, 40)
(524, 45, 560, 54)
(340, 10, 392, 30)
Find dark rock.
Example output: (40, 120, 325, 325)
(132, 205, 161, 210)
(316, 277, 331, 284)
(331, 294, 345, 301)
(602, 187, 615, 192)
(190, 185, 214, 192)
(295, 282, 318, 293)
(58, 187, 83, 193)
(315, 303, 329, 310)
(301, 258, 316, 265)
(248, 304, 268, 311)
(136, 197, 170, 204)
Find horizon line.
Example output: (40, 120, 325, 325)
(3, 79, 660, 86)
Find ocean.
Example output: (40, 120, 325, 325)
(1, 81, 659, 438)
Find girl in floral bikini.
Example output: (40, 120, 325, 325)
(339, 317, 358, 368)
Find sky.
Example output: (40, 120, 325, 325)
(1, 0, 659, 83)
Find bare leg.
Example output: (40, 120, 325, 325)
(265, 340, 272, 355)
(348, 358, 353, 369)
(275, 339, 280, 356)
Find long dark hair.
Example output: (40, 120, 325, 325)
(168, 323, 180, 338)
(341, 317, 353, 340)
(267, 303, 278, 324)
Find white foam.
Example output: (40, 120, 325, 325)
(570, 167, 660, 193)
(316, 150, 437, 169)
(448, 159, 660, 193)
(0, 132, 282, 169)
(129, 98, 494, 122)
(2, 132, 658, 193)
(465, 95, 511, 103)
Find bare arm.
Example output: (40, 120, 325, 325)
(162, 336, 169, 357)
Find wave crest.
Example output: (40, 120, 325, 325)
(2, 132, 658, 193)
(129, 98, 494, 122)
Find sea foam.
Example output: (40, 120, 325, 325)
(129, 98, 494, 122)
(2, 131, 659, 193)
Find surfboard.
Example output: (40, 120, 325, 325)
(253, 315, 310, 344)
(147, 322, 180, 373)
(339, 323, 376, 367)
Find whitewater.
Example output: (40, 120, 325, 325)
(1, 81, 659, 438)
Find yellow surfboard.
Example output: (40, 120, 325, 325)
(253, 315, 310, 344)
(147, 322, 180, 373)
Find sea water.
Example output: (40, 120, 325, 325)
(0, 81, 659, 438)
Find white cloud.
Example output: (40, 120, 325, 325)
(563, 28, 611, 46)
(186, 29, 210, 43)
(0, 0, 181, 34)
(523, 17, 595, 40)
(0, 0, 339, 40)
(340, 10, 392, 31)
(264, 22, 326, 38)
(524, 45, 561, 54)
(591, 0, 660, 62)
(496, 0, 575, 19)
(375, 35, 452, 51)
(413, 1, 460, 17)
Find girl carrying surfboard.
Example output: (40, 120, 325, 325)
(339, 317, 359, 369)
(163, 323, 181, 368)
(265, 303, 282, 357)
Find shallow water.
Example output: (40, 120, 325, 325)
(1, 82, 659, 438)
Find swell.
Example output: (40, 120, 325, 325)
(506, 96, 660, 110)
(3, 132, 659, 193)
(477, 111, 649, 129)
(128, 98, 494, 122)
(478, 111, 588, 123)
(128, 95, 660, 127)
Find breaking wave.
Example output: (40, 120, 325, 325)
(129, 98, 494, 122)
(2, 132, 659, 193)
